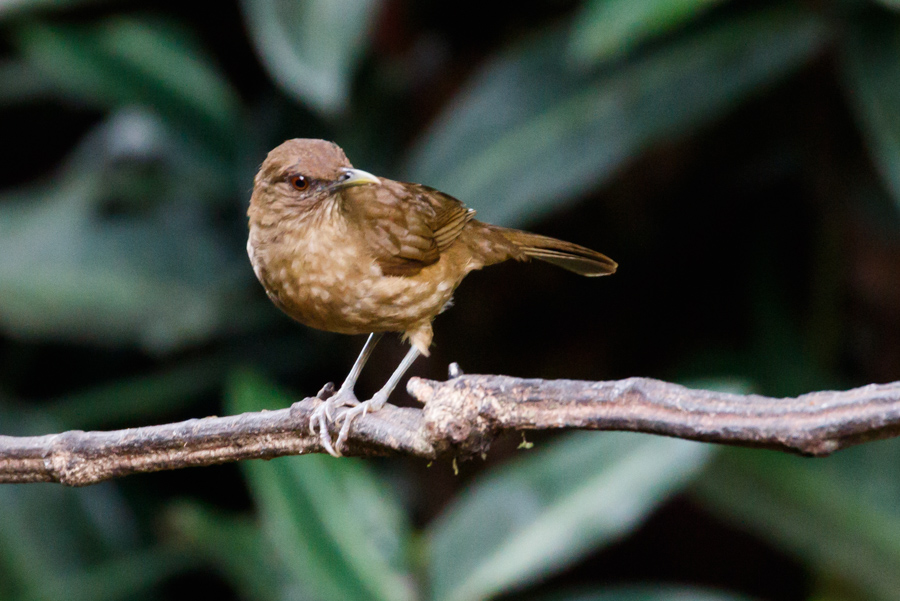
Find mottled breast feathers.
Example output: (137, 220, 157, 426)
(341, 181, 475, 277)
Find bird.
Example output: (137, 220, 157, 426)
(247, 139, 616, 456)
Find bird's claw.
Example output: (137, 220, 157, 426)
(309, 389, 359, 457)
(316, 410, 338, 457)
(334, 392, 389, 451)
(308, 385, 392, 457)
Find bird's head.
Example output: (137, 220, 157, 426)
(249, 139, 380, 221)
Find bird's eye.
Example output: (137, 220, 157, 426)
(288, 175, 309, 191)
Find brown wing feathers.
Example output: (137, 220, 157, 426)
(343, 178, 614, 278)
(343, 182, 475, 277)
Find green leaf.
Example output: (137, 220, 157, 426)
(0, 60, 57, 104)
(841, 15, 900, 212)
(0, 0, 106, 19)
(240, 0, 381, 115)
(167, 502, 303, 601)
(568, 0, 727, 67)
(0, 482, 131, 595)
(694, 440, 900, 601)
(0, 110, 260, 352)
(27, 548, 190, 601)
(427, 432, 713, 601)
(533, 586, 752, 601)
(228, 372, 416, 601)
(403, 7, 827, 228)
(872, 0, 900, 11)
(12, 17, 241, 157)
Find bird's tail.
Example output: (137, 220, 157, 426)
(496, 228, 617, 277)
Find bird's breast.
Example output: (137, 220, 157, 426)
(247, 217, 463, 335)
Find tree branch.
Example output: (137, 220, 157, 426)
(413, 376, 900, 457)
(3, 374, 900, 486)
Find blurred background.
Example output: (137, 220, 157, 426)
(1, 0, 900, 600)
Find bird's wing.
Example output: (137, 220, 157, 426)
(412, 184, 476, 252)
(343, 181, 475, 276)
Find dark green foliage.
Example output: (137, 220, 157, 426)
(1, 1, 899, 600)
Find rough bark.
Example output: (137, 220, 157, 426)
(3, 375, 899, 486)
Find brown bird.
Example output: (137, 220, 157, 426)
(248, 139, 616, 456)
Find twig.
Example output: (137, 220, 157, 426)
(2, 375, 899, 486)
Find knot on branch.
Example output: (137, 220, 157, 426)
(409, 377, 498, 457)
(47, 430, 88, 485)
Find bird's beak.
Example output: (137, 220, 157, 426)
(335, 168, 380, 189)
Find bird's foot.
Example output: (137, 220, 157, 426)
(309, 387, 360, 457)
(334, 391, 391, 451)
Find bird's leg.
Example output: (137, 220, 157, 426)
(310, 332, 383, 456)
(334, 344, 422, 451)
